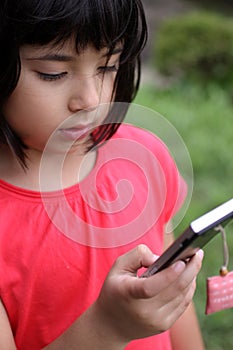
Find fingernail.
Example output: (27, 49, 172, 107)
(197, 249, 204, 260)
(172, 260, 186, 273)
(153, 254, 159, 261)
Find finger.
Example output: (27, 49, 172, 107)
(148, 272, 196, 307)
(154, 250, 203, 302)
(128, 249, 203, 300)
(173, 249, 204, 290)
(156, 250, 203, 305)
(126, 259, 187, 299)
(158, 278, 197, 326)
(114, 244, 158, 274)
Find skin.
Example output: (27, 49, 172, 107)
(1, 40, 121, 190)
(0, 245, 204, 350)
(165, 230, 205, 350)
(3, 41, 119, 153)
(0, 41, 205, 349)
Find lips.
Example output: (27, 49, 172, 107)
(59, 124, 94, 141)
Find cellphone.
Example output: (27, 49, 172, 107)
(141, 198, 233, 277)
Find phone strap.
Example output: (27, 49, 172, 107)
(206, 224, 233, 315)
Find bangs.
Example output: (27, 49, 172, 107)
(12, 0, 147, 60)
(1, 0, 147, 168)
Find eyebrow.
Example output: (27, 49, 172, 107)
(103, 47, 123, 57)
(26, 54, 73, 62)
(26, 47, 123, 62)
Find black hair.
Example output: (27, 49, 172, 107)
(0, 0, 147, 167)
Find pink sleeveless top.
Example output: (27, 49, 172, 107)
(0, 125, 186, 349)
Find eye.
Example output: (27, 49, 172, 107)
(37, 72, 67, 81)
(98, 65, 119, 74)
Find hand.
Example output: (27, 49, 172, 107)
(95, 244, 204, 344)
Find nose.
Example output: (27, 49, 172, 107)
(68, 75, 101, 113)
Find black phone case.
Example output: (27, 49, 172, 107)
(141, 198, 233, 277)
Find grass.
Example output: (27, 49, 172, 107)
(133, 81, 233, 349)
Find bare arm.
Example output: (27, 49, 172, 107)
(0, 296, 126, 350)
(0, 300, 16, 350)
(164, 227, 205, 350)
(0, 244, 203, 350)
(170, 302, 205, 350)
(45, 244, 203, 349)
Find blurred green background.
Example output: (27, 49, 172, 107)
(134, 1, 233, 349)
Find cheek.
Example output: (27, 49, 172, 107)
(3, 93, 37, 134)
(3, 85, 58, 134)
(2, 92, 26, 131)
(4, 99, 57, 150)
(100, 75, 116, 102)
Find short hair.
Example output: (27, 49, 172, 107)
(0, 0, 147, 167)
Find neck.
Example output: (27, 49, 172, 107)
(0, 146, 97, 191)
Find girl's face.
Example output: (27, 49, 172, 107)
(3, 39, 121, 155)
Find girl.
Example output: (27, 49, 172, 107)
(0, 1, 205, 349)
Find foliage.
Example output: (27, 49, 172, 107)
(154, 12, 233, 93)
(134, 82, 233, 350)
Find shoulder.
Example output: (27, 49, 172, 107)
(115, 123, 164, 146)
(114, 124, 176, 170)
(114, 124, 187, 222)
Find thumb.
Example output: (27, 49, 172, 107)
(115, 244, 158, 274)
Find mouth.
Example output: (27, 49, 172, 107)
(58, 123, 95, 141)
